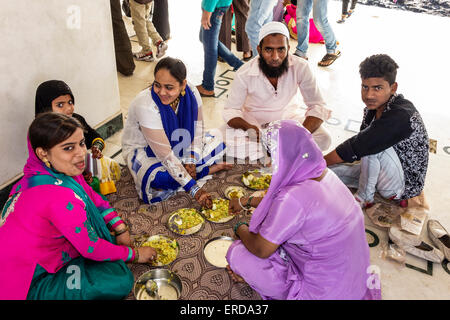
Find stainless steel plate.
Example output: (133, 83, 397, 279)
(167, 208, 204, 235)
(241, 169, 272, 190)
(201, 198, 235, 224)
(203, 236, 234, 268)
(224, 186, 247, 200)
(134, 269, 182, 300)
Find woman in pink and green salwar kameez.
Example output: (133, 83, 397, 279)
(227, 120, 381, 300)
(0, 113, 155, 300)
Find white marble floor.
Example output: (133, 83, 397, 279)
(105, 0, 450, 299)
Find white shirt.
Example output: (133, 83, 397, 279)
(122, 85, 203, 161)
(223, 55, 331, 126)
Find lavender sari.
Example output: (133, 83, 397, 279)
(226, 120, 381, 300)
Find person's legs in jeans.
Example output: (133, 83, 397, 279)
(200, 7, 242, 91)
(295, 0, 313, 57)
(312, 0, 337, 54)
(356, 147, 405, 204)
(245, 0, 277, 57)
(218, 42, 244, 70)
(199, 7, 227, 91)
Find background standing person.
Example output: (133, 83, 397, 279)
(110, 0, 135, 76)
(130, 0, 168, 62)
(291, 0, 341, 67)
(197, 0, 244, 97)
(219, 0, 252, 61)
(337, 0, 358, 23)
(245, 0, 278, 58)
(153, 0, 171, 41)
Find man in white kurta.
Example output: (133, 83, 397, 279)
(222, 22, 332, 159)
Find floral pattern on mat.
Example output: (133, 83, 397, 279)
(107, 164, 262, 300)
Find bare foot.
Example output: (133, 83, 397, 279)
(226, 265, 246, 283)
(209, 163, 233, 174)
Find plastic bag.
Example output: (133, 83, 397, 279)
(366, 202, 404, 229)
(99, 157, 117, 195)
(380, 242, 406, 267)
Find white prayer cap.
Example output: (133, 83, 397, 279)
(258, 21, 290, 44)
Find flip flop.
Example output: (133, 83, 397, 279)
(196, 85, 216, 98)
(318, 51, 341, 67)
(199, 92, 215, 98)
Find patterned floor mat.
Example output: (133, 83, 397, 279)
(107, 164, 263, 300)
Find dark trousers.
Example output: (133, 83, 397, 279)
(153, 0, 171, 41)
(219, 0, 251, 53)
(110, 0, 135, 76)
(342, 0, 357, 15)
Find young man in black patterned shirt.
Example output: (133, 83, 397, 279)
(324, 54, 429, 208)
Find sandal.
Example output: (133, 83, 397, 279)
(318, 51, 341, 67)
(337, 14, 348, 23)
(243, 51, 253, 62)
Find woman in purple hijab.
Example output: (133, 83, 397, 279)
(226, 120, 381, 300)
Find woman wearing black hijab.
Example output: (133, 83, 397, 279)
(35, 80, 105, 159)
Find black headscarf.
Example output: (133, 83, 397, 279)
(35, 80, 75, 116)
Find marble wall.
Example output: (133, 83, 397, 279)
(0, 0, 121, 187)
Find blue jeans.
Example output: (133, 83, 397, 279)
(329, 147, 405, 203)
(245, 0, 277, 56)
(200, 6, 244, 91)
(295, 0, 337, 56)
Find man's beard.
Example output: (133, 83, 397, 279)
(259, 55, 289, 78)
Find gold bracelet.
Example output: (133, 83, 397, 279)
(115, 225, 129, 236)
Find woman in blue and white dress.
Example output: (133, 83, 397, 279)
(122, 57, 230, 207)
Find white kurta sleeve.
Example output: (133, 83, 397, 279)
(297, 63, 332, 121)
(223, 72, 248, 124)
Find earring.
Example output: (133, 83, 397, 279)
(43, 158, 51, 168)
(181, 89, 186, 97)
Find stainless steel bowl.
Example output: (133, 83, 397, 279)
(134, 268, 182, 300)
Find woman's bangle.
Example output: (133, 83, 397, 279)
(115, 225, 129, 236)
(132, 248, 139, 264)
(92, 138, 105, 151)
(189, 184, 200, 198)
(237, 197, 248, 211)
(233, 221, 249, 238)
(246, 196, 254, 209)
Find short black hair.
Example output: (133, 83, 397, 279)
(29, 112, 83, 152)
(359, 54, 399, 85)
(154, 57, 187, 84)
